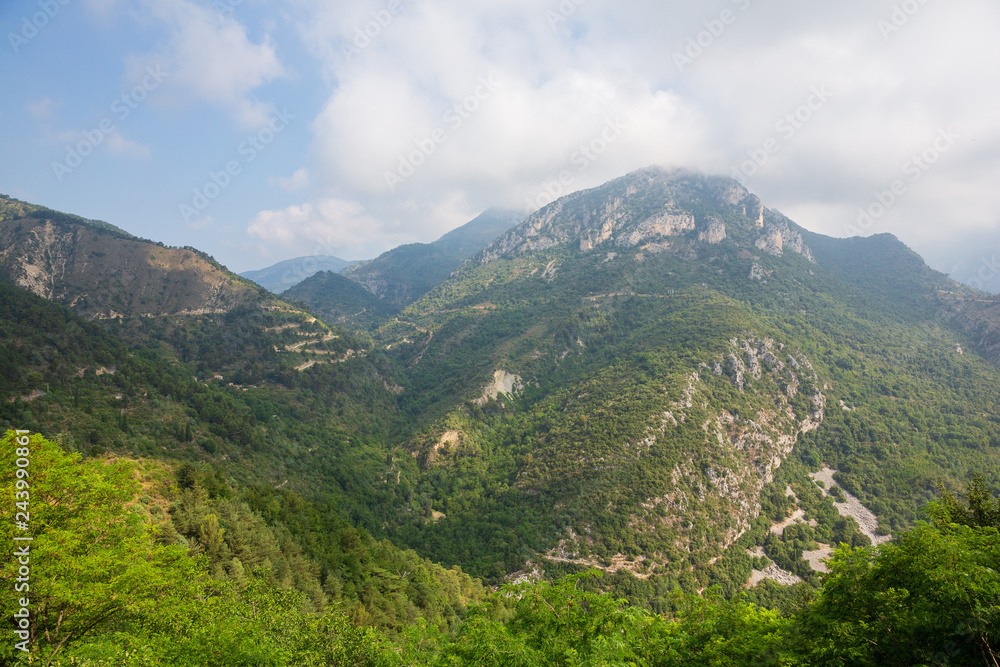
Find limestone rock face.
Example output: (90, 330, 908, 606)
(748, 262, 773, 280)
(475, 370, 524, 405)
(698, 219, 727, 244)
(541, 335, 826, 572)
(618, 213, 696, 247)
(753, 211, 815, 262)
(476, 167, 814, 267)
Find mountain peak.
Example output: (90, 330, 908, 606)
(480, 166, 814, 264)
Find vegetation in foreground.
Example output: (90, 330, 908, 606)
(2, 431, 998, 666)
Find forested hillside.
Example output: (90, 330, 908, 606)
(283, 270, 400, 332)
(353, 169, 1000, 598)
(3, 431, 998, 665)
(2, 170, 1000, 662)
(0, 195, 264, 319)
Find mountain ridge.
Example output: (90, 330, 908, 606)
(474, 167, 814, 266)
(0, 199, 268, 319)
(340, 207, 525, 308)
(240, 254, 354, 294)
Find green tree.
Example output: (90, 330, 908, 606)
(439, 571, 655, 666)
(799, 520, 1000, 665)
(0, 431, 201, 664)
(649, 589, 797, 666)
(940, 474, 1000, 529)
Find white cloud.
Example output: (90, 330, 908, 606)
(269, 167, 310, 192)
(53, 128, 151, 159)
(296, 1, 724, 256)
(26, 97, 56, 120)
(159, 0, 999, 269)
(184, 214, 214, 231)
(246, 198, 403, 259)
(116, 0, 286, 128)
(106, 132, 152, 159)
(9, 0, 991, 278)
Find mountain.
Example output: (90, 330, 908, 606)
(240, 254, 353, 294)
(0, 194, 262, 319)
(340, 207, 524, 308)
(0, 195, 408, 496)
(4, 174, 1000, 664)
(5, 172, 1000, 605)
(434, 207, 530, 258)
(282, 270, 399, 331)
(915, 227, 1000, 294)
(371, 167, 1000, 590)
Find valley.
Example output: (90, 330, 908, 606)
(2, 167, 1000, 663)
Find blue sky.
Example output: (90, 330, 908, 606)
(2, 0, 999, 284)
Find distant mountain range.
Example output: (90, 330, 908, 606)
(240, 207, 525, 310)
(240, 255, 354, 294)
(281, 207, 526, 329)
(921, 227, 1000, 294)
(338, 207, 525, 308)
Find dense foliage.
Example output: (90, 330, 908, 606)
(3, 431, 998, 665)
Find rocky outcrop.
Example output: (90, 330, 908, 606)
(426, 430, 462, 465)
(475, 370, 524, 405)
(809, 467, 891, 546)
(753, 211, 815, 262)
(549, 335, 825, 570)
(749, 263, 772, 280)
(749, 560, 803, 587)
(618, 213, 695, 246)
(698, 219, 727, 244)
